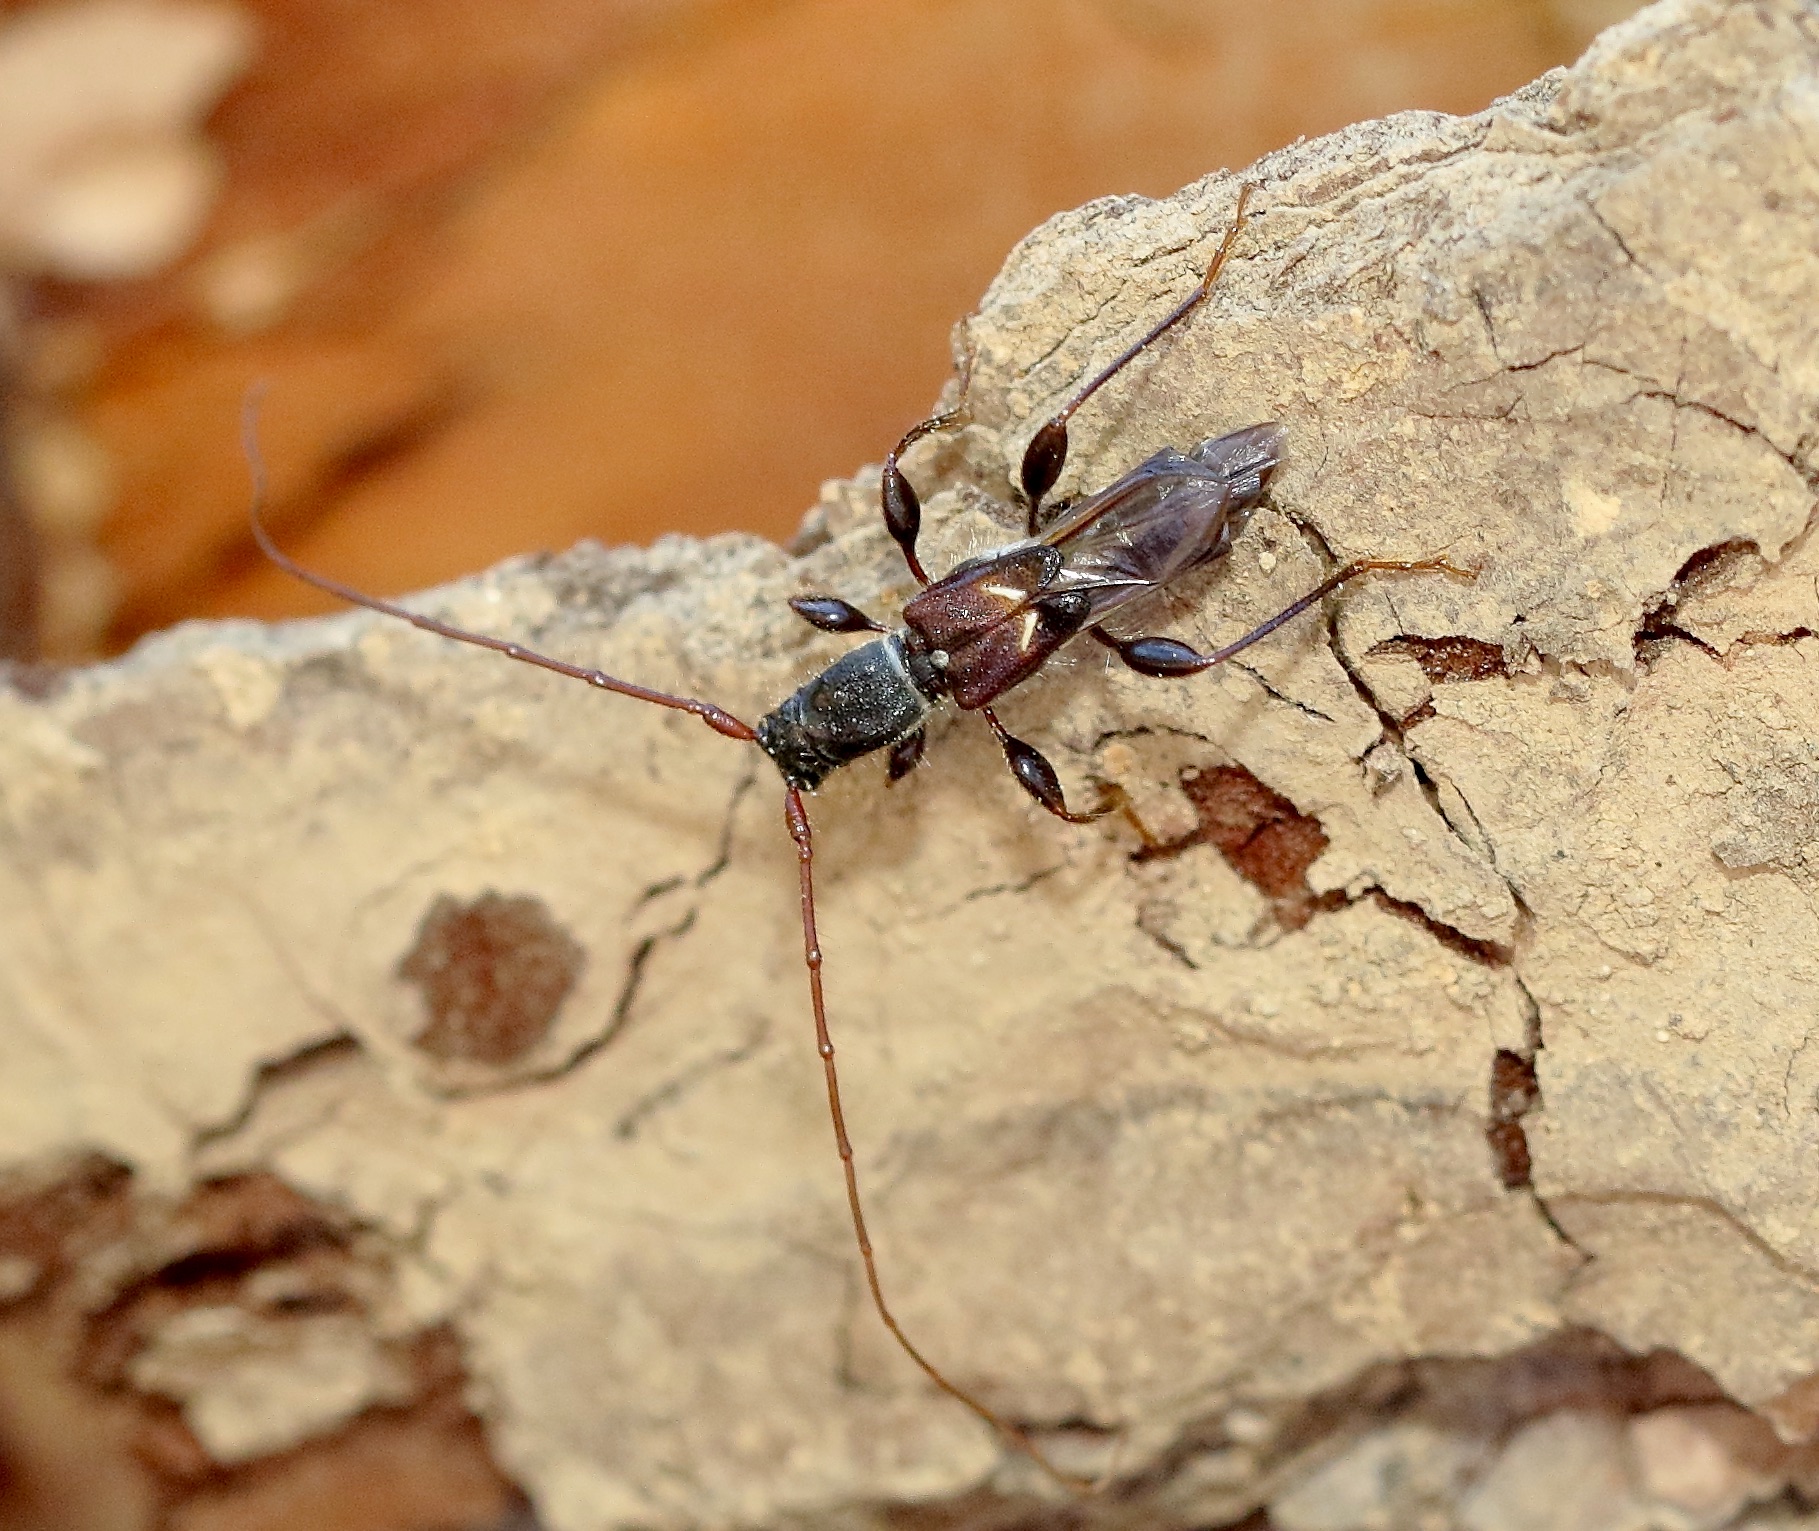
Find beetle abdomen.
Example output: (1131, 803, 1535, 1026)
(757, 634, 936, 789)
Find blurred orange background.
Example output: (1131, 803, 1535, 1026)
(10, 0, 1638, 655)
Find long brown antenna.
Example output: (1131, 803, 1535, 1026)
(244, 391, 1090, 1489)
(241, 390, 755, 743)
(784, 787, 1089, 1490)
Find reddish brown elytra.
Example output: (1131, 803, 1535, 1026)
(248, 182, 1470, 1487)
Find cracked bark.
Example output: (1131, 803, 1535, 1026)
(3, 2, 1819, 1528)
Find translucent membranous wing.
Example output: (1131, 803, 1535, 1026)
(1040, 422, 1286, 625)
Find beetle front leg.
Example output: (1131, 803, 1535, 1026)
(789, 595, 886, 634)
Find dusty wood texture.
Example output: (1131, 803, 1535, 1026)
(2, 1, 1818, 1527)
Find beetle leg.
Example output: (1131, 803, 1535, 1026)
(882, 349, 977, 586)
(981, 702, 1162, 844)
(789, 595, 886, 633)
(1090, 555, 1478, 677)
(1021, 183, 1255, 531)
(979, 706, 1106, 823)
(885, 727, 926, 783)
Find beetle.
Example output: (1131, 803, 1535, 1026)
(248, 182, 1468, 1484)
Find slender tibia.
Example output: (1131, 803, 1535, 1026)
(242, 395, 756, 743)
(782, 787, 1089, 1491)
(1096, 556, 1477, 677)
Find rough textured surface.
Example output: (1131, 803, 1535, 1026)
(2, 1, 1817, 1526)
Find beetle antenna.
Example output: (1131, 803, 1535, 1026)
(784, 787, 1095, 1492)
(245, 389, 1093, 1489)
(240, 388, 756, 742)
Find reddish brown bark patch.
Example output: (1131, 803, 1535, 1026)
(398, 891, 585, 1065)
(0, 1163, 523, 1531)
(0, 1156, 133, 1305)
(159, 1332, 518, 1531)
(79, 1174, 358, 1393)
(1486, 1048, 1542, 1189)
(1368, 890, 1512, 969)
(1370, 634, 1510, 683)
(1142, 765, 1338, 930)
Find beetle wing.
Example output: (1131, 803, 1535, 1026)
(943, 612, 1074, 709)
(900, 544, 1062, 651)
(1041, 423, 1285, 624)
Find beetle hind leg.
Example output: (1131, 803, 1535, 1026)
(1019, 182, 1256, 531)
(1090, 555, 1478, 678)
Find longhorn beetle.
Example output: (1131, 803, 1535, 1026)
(249, 183, 1470, 1485)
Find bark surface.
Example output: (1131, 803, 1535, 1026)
(2, 3, 1817, 1527)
